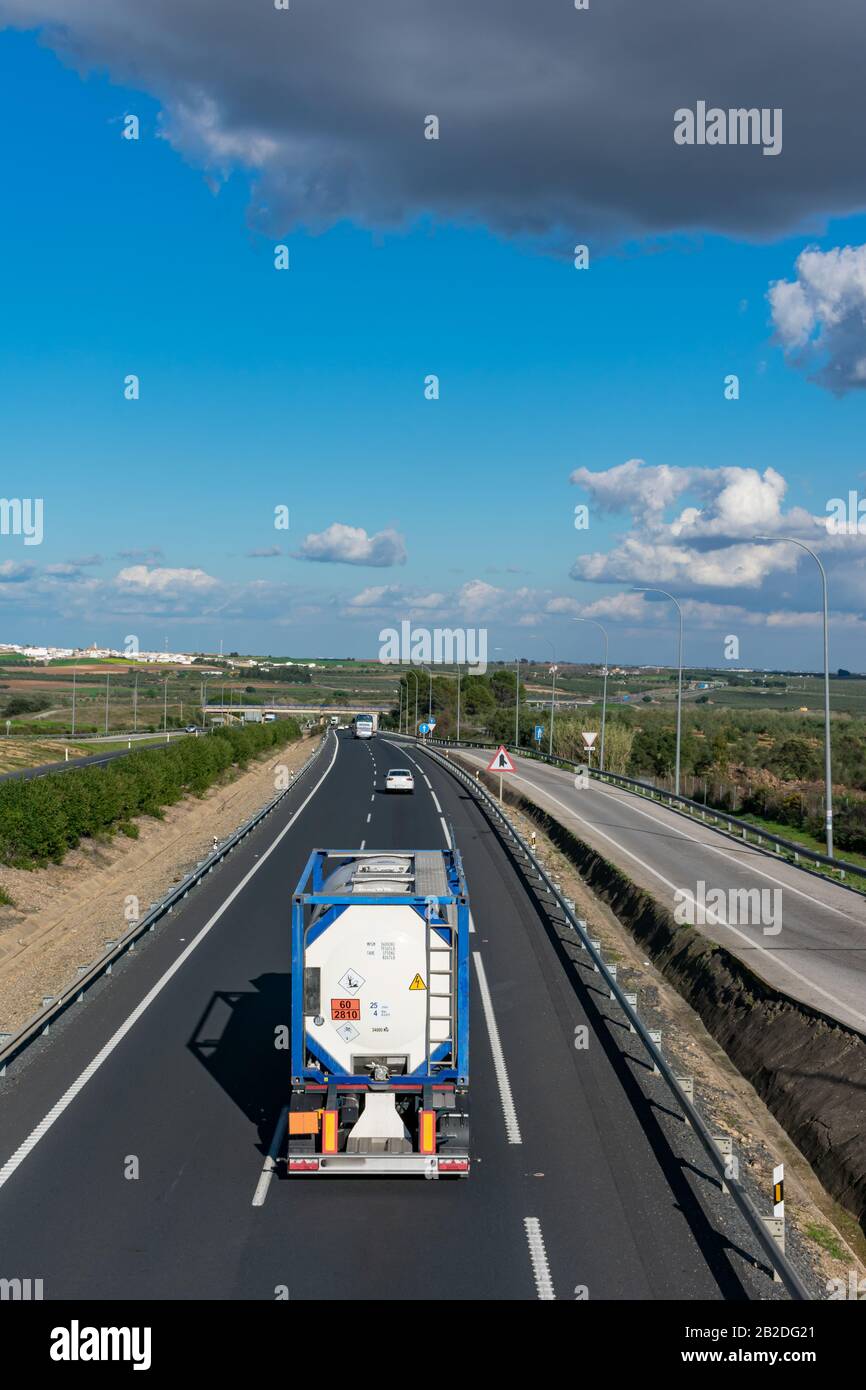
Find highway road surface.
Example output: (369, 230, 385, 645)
(450, 746, 866, 1036)
(0, 731, 790, 1300)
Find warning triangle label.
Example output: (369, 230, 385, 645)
(408, 973, 427, 991)
(486, 745, 516, 773)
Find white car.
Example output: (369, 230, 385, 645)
(385, 768, 415, 793)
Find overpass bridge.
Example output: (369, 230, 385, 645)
(203, 705, 387, 729)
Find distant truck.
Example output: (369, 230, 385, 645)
(352, 713, 374, 739)
(329, 715, 339, 726)
(288, 848, 470, 1177)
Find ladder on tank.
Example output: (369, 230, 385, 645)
(424, 906, 456, 1071)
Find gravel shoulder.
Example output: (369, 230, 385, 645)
(0, 734, 316, 1034)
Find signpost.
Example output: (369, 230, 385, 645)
(581, 730, 598, 767)
(533, 724, 543, 744)
(487, 745, 516, 801)
(418, 722, 431, 736)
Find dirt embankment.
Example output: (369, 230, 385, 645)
(471, 765, 866, 1243)
(0, 735, 317, 1035)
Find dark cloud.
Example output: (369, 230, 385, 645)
(2, 0, 865, 245)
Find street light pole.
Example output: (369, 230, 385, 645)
(163, 678, 168, 733)
(571, 618, 609, 772)
(538, 638, 557, 756)
(104, 673, 110, 735)
(514, 656, 520, 748)
(755, 535, 834, 857)
(632, 587, 684, 796)
(456, 665, 462, 741)
(71, 666, 77, 737)
(408, 670, 419, 733)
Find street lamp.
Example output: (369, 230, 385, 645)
(755, 535, 834, 857)
(571, 617, 609, 772)
(407, 670, 420, 733)
(632, 587, 684, 796)
(455, 664, 462, 741)
(536, 638, 557, 757)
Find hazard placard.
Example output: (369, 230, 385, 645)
(331, 998, 361, 1021)
(581, 731, 598, 749)
(487, 745, 516, 773)
(408, 973, 427, 991)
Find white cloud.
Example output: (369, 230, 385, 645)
(295, 523, 407, 568)
(114, 565, 219, 593)
(769, 244, 866, 393)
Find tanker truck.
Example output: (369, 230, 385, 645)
(288, 847, 470, 1177)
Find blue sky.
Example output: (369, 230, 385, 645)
(3, 15, 866, 669)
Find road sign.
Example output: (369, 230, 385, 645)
(533, 725, 543, 743)
(487, 746, 516, 773)
(418, 721, 431, 734)
(581, 731, 598, 749)
(428, 719, 437, 730)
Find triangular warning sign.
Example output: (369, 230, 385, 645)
(486, 745, 516, 773)
(408, 973, 427, 991)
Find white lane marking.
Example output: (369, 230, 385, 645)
(252, 1105, 288, 1207)
(366, 812, 372, 823)
(472, 952, 522, 1144)
(524, 1217, 556, 1300)
(383, 739, 451, 850)
(469, 911, 476, 935)
(501, 768, 866, 1029)
(360, 839, 366, 850)
(370, 795, 375, 802)
(585, 776, 858, 924)
(0, 733, 341, 1193)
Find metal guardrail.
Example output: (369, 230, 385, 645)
(415, 738, 811, 1300)
(0, 731, 330, 1079)
(406, 733, 866, 891)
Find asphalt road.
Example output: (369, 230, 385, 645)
(0, 731, 784, 1300)
(0, 734, 188, 783)
(451, 746, 866, 1035)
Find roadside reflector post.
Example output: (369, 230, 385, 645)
(607, 962, 617, 998)
(712, 1136, 733, 1194)
(589, 938, 601, 972)
(763, 1163, 786, 1282)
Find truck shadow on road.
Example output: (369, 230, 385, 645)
(187, 973, 289, 1158)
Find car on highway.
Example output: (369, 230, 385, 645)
(385, 767, 414, 793)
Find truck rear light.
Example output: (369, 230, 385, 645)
(437, 1158, 469, 1172)
(289, 1158, 320, 1172)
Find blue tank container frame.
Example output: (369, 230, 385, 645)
(287, 846, 471, 1176)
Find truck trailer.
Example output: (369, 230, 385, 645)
(288, 847, 470, 1177)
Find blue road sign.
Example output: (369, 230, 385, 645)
(428, 718, 437, 729)
(534, 725, 544, 742)
(418, 722, 431, 734)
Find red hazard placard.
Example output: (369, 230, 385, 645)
(487, 745, 516, 773)
(331, 998, 361, 1021)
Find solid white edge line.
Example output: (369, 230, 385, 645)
(252, 1104, 288, 1206)
(524, 1217, 556, 1300)
(0, 733, 341, 1193)
(472, 952, 522, 1144)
